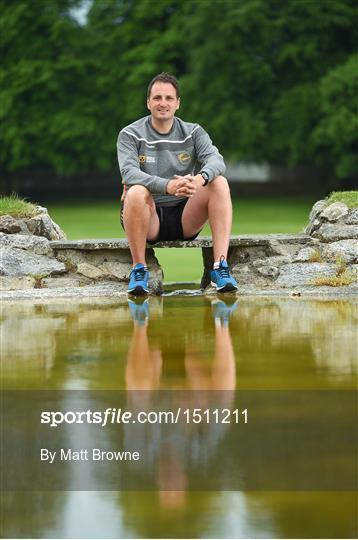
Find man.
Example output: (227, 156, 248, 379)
(117, 72, 238, 295)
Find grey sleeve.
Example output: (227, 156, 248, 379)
(117, 131, 170, 194)
(193, 126, 226, 182)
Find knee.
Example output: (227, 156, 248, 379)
(124, 185, 153, 207)
(209, 175, 230, 194)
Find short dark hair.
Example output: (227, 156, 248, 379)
(147, 72, 180, 99)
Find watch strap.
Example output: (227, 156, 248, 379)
(200, 171, 209, 186)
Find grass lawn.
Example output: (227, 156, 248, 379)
(47, 197, 316, 282)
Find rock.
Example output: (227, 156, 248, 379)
(35, 205, 48, 214)
(256, 266, 279, 278)
(0, 276, 36, 291)
(99, 261, 132, 280)
(26, 213, 66, 240)
(320, 202, 349, 222)
(231, 263, 271, 288)
(308, 200, 327, 223)
(0, 215, 29, 234)
(294, 247, 321, 262)
(345, 209, 358, 225)
(252, 256, 290, 268)
(305, 200, 327, 235)
(0, 282, 128, 301)
(0, 233, 53, 256)
(312, 224, 358, 242)
(41, 277, 81, 288)
(267, 240, 290, 257)
(275, 263, 337, 287)
(0, 246, 66, 277)
(322, 240, 358, 264)
(76, 262, 106, 279)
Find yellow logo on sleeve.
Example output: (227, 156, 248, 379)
(139, 154, 155, 164)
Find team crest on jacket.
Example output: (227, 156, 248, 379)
(177, 151, 191, 163)
(139, 154, 155, 164)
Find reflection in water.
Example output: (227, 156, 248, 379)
(125, 296, 237, 509)
(1, 297, 357, 538)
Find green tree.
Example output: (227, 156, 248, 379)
(179, 0, 358, 181)
(1, 0, 357, 185)
(312, 54, 358, 178)
(0, 0, 100, 175)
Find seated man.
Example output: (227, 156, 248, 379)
(117, 72, 238, 295)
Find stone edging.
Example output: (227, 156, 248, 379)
(1, 200, 357, 298)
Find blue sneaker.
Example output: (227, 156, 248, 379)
(211, 298, 239, 327)
(211, 257, 238, 292)
(128, 298, 149, 325)
(127, 263, 149, 295)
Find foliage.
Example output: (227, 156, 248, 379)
(1, 0, 357, 181)
(0, 194, 37, 217)
(326, 191, 358, 208)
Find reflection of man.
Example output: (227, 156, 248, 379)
(125, 297, 237, 509)
(117, 72, 238, 295)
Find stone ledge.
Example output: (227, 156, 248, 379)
(1, 284, 357, 302)
(50, 233, 312, 250)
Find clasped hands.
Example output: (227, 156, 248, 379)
(166, 174, 203, 197)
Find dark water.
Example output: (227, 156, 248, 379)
(1, 296, 357, 538)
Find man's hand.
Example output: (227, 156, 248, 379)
(166, 174, 204, 197)
(166, 175, 196, 197)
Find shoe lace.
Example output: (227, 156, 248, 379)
(218, 265, 230, 279)
(217, 255, 230, 278)
(132, 267, 146, 281)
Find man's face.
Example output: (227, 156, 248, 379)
(147, 82, 180, 122)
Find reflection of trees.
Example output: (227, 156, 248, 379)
(228, 298, 357, 388)
(244, 491, 357, 539)
(0, 492, 67, 539)
(3, 298, 355, 391)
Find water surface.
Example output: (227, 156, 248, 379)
(1, 296, 357, 538)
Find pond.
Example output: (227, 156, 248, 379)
(1, 296, 357, 538)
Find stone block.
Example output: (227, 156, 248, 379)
(313, 224, 358, 242)
(305, 200, 326, 235)
(0, 233, 53, 256)
(54, 248, 133, 268)
(0, 215, 29, 234)
(41, 277, 81, 288)
(345, 209, 358, 225)
(0, 276, 36, 291)
(256, 266, 280, 278)
(275, 263, 337, 287)
(308, 200, 327, 223)
(0, 247, 66, 277)
(76, 262, 107, 279)
(320, 202, 349, 222)
(252, 256, 290, 268)
(294, 247, 321, 262)
(26, 213, 66, 240)
(322, 239, 358, 264)
(231, 263, 272, 288)
(99, 261, 132, 280)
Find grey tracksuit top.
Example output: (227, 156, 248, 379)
(117, 115, 226, 206)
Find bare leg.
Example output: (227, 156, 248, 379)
(126, 325, 162, 391)
(122, 185, 160, 265)
(181, 176, 232, 260)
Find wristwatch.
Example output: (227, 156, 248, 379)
(200, 171, 210, 186)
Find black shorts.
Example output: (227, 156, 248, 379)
(120, 198, 201, 243)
